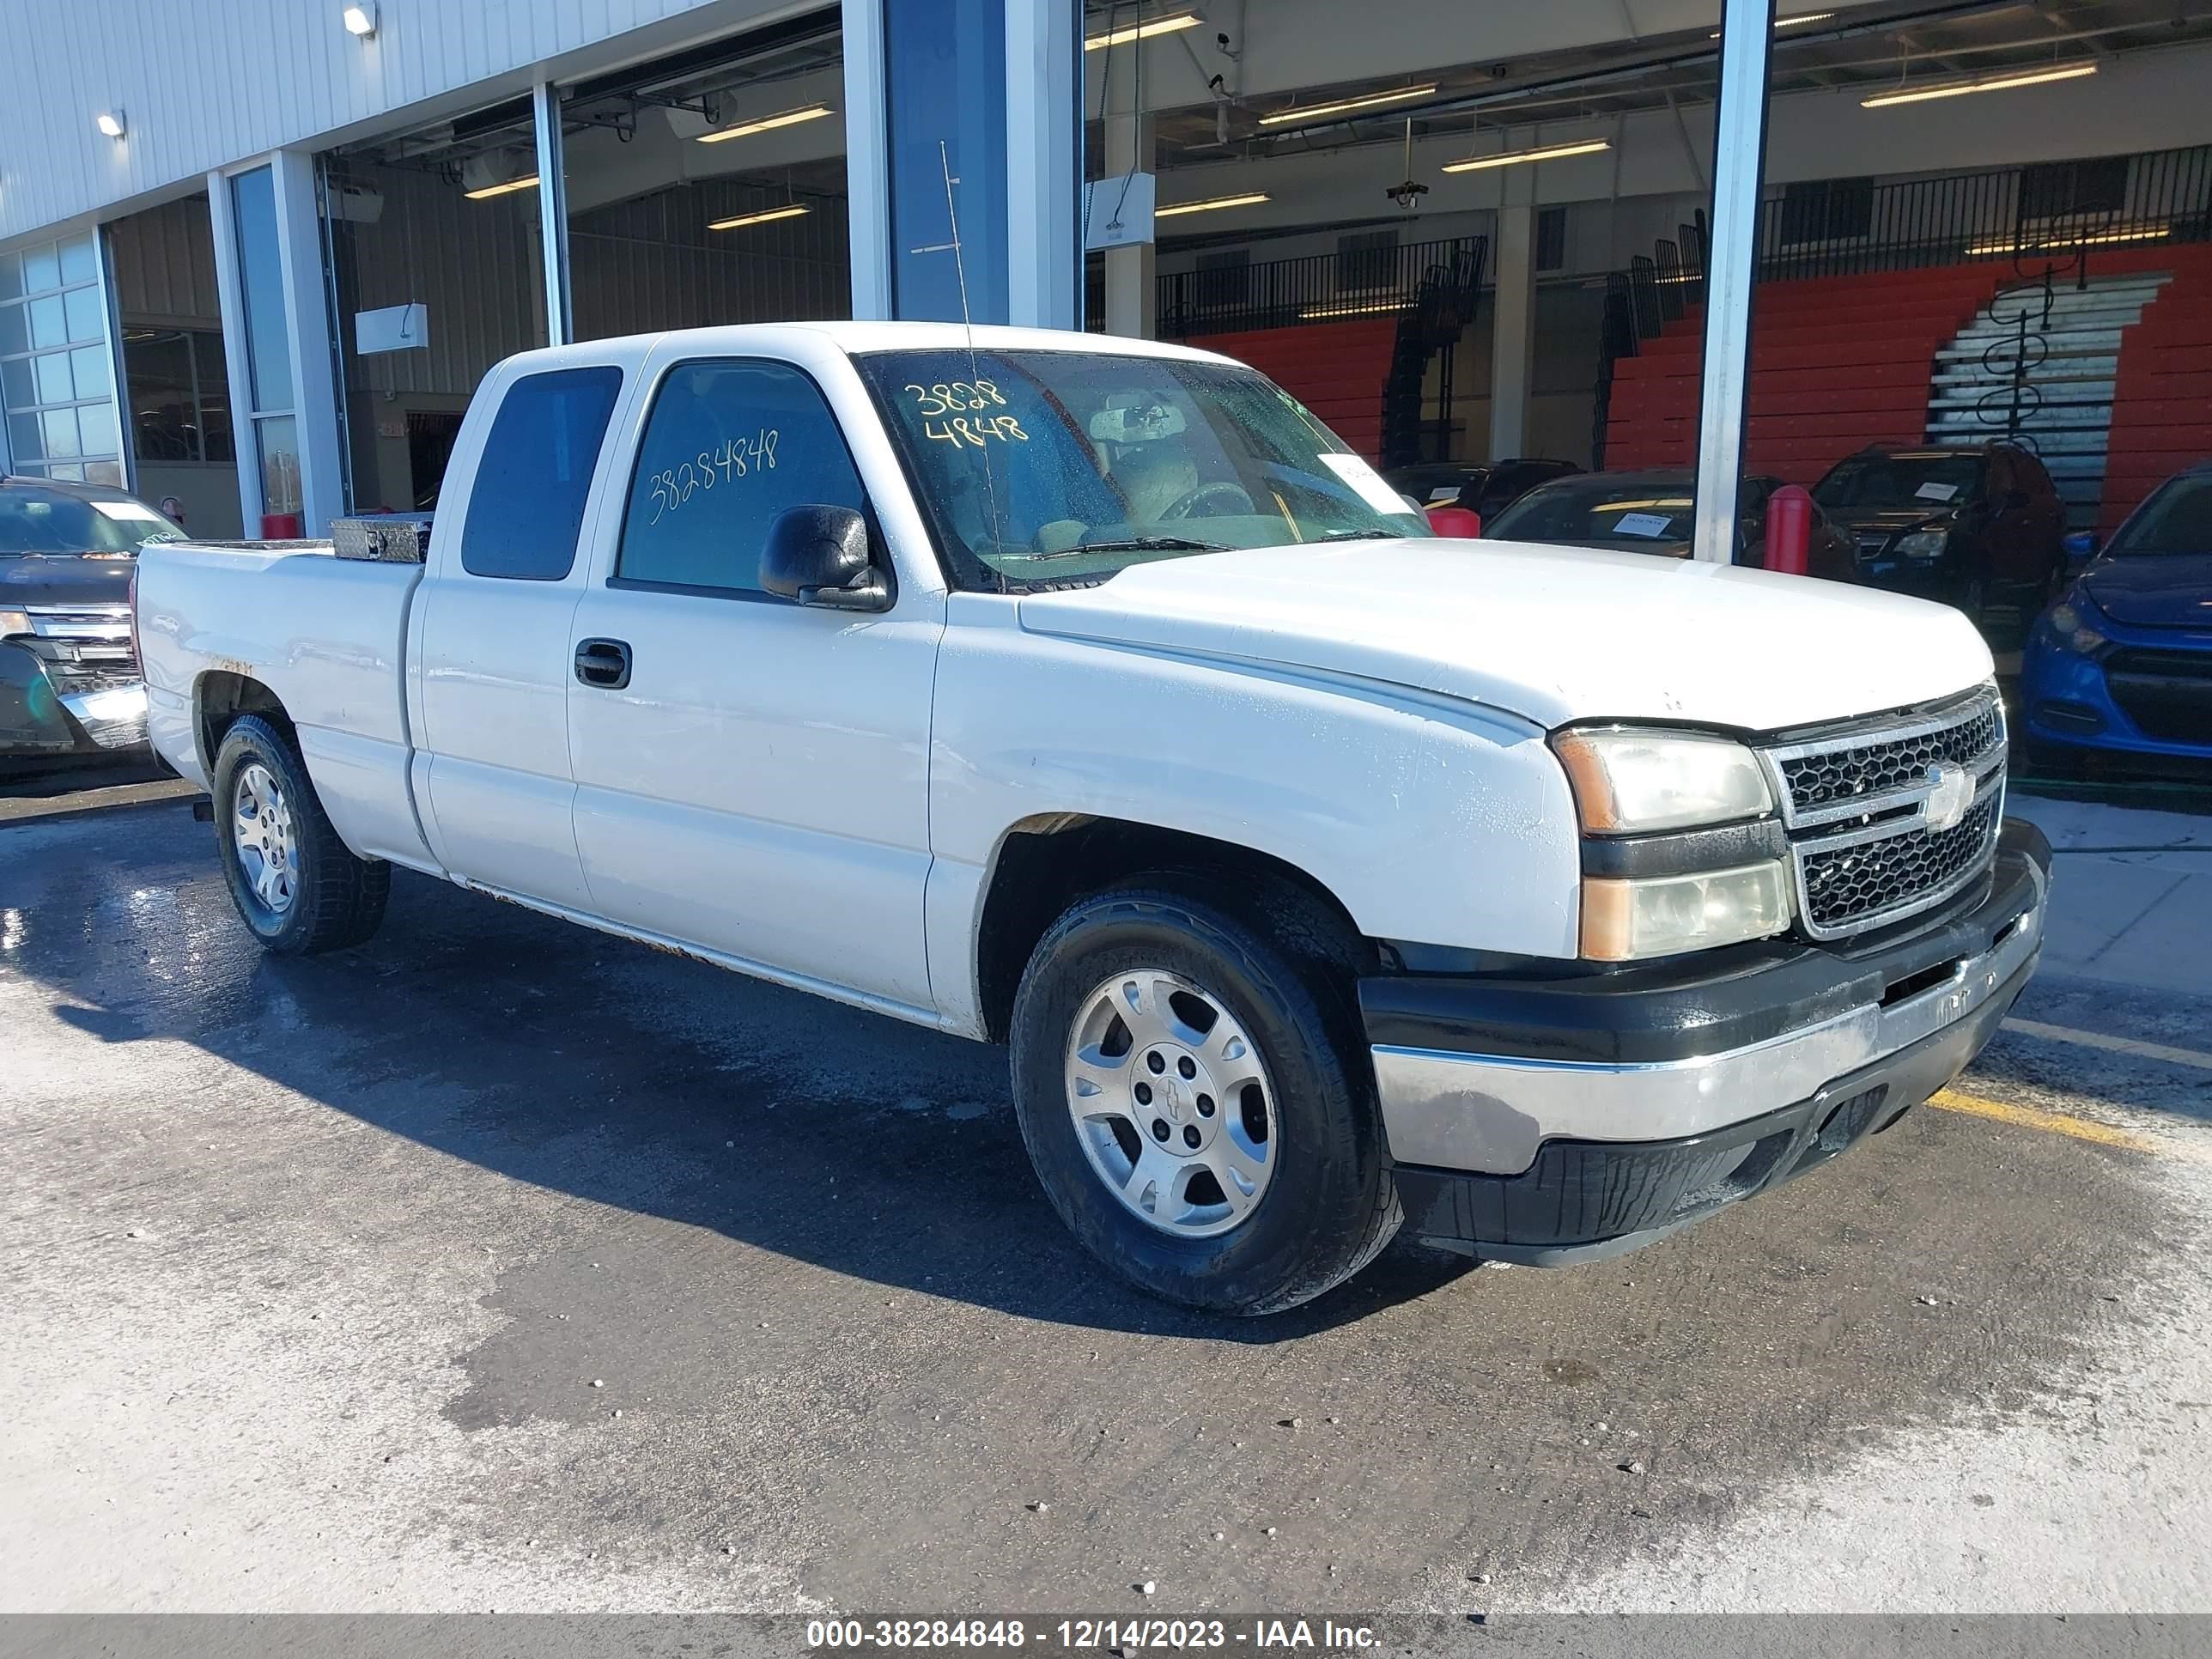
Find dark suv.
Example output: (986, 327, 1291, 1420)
(1812, 442, 2068, 633)
(2, 477, 181, 763)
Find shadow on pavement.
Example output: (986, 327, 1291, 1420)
(19, 804, 1474, 1340)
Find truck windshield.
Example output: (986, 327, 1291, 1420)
(854, 349, 1425, 590)
(0, 485, 184, 556)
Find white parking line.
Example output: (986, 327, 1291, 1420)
(2001, 1017, 2212, 1074)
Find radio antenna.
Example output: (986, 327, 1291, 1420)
(938, 138, 1005, 569)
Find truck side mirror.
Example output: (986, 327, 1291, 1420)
(761, 504, 890, 611)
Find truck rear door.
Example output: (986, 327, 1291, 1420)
(562, 349, 939, 1012)
(410, 363, 626, 910)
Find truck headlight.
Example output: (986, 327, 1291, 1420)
(0, 607, 31, 638)
(1895, 531, 1948, 560)
(1581, 861, 1794, 961)
(1553, 728, 1773, 833)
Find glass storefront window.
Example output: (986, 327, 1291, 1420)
(229, 167, 295, 415)
(322, 100, 548, 513)
(256, 414, 302, 518)
(885, 0, 1009, 323)
(0, 232, 124, 485)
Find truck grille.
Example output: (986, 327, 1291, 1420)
(1759, 688, 2006, 941)
(16, 603, 140, 690)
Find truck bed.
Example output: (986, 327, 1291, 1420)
(137, 536, 434, 869)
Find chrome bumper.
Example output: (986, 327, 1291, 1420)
(1371, 875, 2045, 1178)
(58, 682, 149, 750)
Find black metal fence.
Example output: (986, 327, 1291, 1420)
(1753, 143, 2212, 283)
(1145, 235, 1487, 338)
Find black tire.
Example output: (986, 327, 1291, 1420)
(210, 714, 390, 955)
(1008, 878, 1400, 1316)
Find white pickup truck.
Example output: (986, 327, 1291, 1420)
(137, 322, 2048, 1315)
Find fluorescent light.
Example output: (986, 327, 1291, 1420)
(1862, 61, 2096, 108)
(1257, 84, 1437, 128)
(1712, 11, 1836, 33)
(1085, 11, 1199, 50)
(708, 204, 811, 231)
(341, 3, 377, 37)
(1443, 137, 1610, 173)
(95, 110, 126, 139)
(463, 173, 539, 199)
(1966, 223, 2171, 256)
(1300, 299, 1409, 319)
(697, 103, 836, 143)
(1155, 191, 1271, 218)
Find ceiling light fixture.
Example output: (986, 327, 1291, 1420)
(1155, 191, 1272, 218)
(95, 110, 127, 139)
(1712, 10, 1836, 34)
(1257, 84, 1437, 128)
(708, 203, 811, 231)
(1085, 11, 1200, 51)
(1443, 137, 1611, 173)
(697, 103, 836, 143)
(342, 3, 378, 38)
(1862, 60, 2096, 108)
(462, 173, 538, 199)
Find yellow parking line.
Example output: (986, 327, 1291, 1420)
(1929, 1087, 2200, 1160)
(2000, 1017, 2212, 1074)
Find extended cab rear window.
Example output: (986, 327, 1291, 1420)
(459, 367, 623, 580)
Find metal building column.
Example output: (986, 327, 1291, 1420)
(268, 150, 344, 537)
(533, 82, 573, 346)
(1006, 0, 1081, 330)
(1102, 110, 1155, 339)
(1691, 0, 1776, 563)
(1490, 197, 1538, 459)
(842, 0, 894, 320)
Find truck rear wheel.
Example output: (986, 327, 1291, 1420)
(1008, 880, 1400, 1316)
(210, 714, 390, 955)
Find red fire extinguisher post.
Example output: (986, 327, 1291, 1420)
(1762, 484, 1813, 575)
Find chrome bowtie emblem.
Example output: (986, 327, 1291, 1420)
(1923, 761, 1973, 834)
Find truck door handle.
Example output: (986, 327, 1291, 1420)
(574, 638, 632, 690)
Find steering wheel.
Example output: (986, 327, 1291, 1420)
(1160, 481, 1255, 520)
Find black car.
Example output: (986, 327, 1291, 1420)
(1481, 468, 1857, 580)
(1812, 441, 2069, 632)
(1383, 458, 1581, 522)
(1, 477, 183, 763)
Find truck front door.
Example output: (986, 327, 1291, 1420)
(562, 352, 939, 1014)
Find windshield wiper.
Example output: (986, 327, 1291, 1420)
(1023, 535, 1231, 561)
(1320, 528, 1396, 541)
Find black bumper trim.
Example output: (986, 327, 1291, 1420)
(1360, 817, 2050, 1067)
(1393, 950, 2032, 1264)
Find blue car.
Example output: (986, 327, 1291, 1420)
(2021, 462, 2212, 775)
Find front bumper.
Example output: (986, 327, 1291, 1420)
(0, 641, 148, 757)
(1364, 819, 2050, 1263)
(2021, 623, 2212, 762)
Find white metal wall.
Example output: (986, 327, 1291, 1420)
(0, 0, 810, 245)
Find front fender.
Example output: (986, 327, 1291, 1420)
(928, 617, 1583, 980)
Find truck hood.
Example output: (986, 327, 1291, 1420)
(2079, 553, 2212, 629)
(1016, 538, 1994, 732)
(0, 552, 135, 609)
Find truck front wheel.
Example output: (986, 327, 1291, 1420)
(210, 714, 390, 955)
(1008, 881, 1400, 1316)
